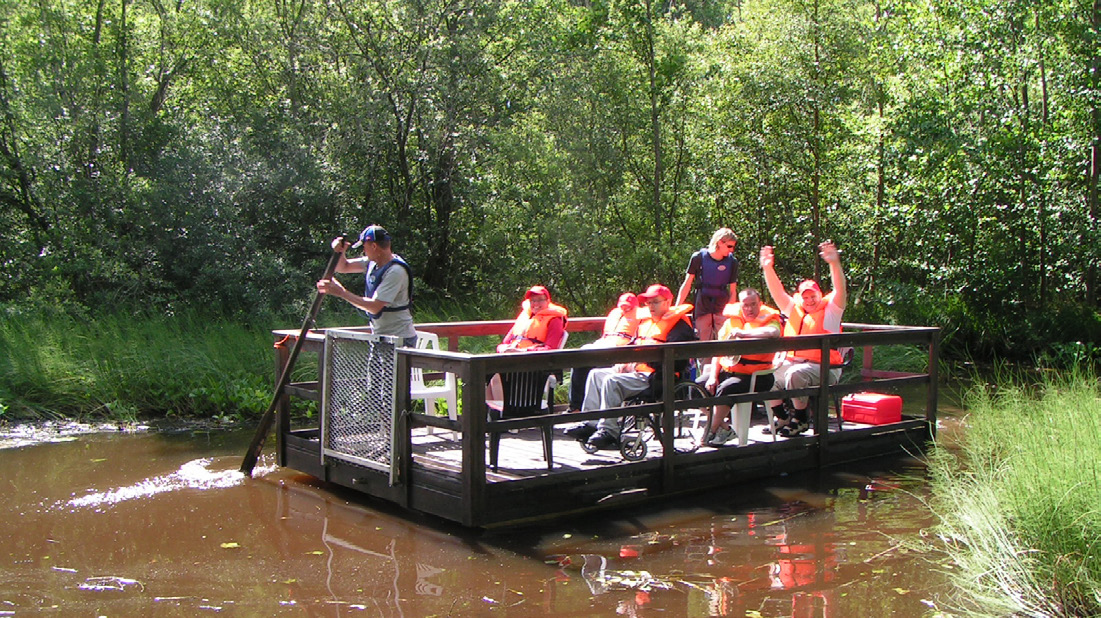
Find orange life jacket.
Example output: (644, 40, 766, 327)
(599, 307, 639, 346)
(784, 293, 843, 365)
(716, 303, 782, 374)
(635, 304, 694, 373)
(508, 300, 569, 349)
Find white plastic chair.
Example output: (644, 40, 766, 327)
(735, 352, 785, 444)
(558, 330, 569, 349)
(410, 331, 458, 439)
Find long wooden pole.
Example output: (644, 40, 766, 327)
(240, 249, 342, 476)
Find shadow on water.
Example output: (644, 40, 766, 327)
(0, 408, 960, 616)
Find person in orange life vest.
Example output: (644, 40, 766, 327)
(487, 285, 568, 400)
(566, 284, 696, 449)
(675, 228, 739, 344)
(316, 225, 417, 348)
(700, 288, 782, 447)
(760, 240, 847, 437)
(496, 285, 568, 352)
(567, 292, 641, 412)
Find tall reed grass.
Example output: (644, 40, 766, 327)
(0, 299, 477, 421)
(926, 369, 1101, 616)
(0, 308, 277, 420)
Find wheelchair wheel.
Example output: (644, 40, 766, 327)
(616, 420, 647, 460)
(580, 440, 599, 454)
(620, 416, 649, 462)
(669, 381, 708, 454)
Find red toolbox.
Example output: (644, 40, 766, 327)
(841, 393, 902, 425)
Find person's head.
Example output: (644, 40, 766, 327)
(524, 285, 551, 311)
(617, 292, 638, 313)
(796, 280, 823, 311)
(637, 284, 673, 318)
(738, 288, 762, 320)
(707, 228, 738, 258)
(353, 225, 393, 256)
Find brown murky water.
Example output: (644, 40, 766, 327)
(1, 413, 961, 616)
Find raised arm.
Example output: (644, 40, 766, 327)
(759, 246, 792, 310)
(330, 237, 367, 274)
(819, 241, 846, 310)
(316, 237, 384, 313)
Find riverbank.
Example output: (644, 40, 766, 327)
(0, 305, 487, 422)
(0, 306, 929, 422)
(0, 308, 276, 421)
(0, 418, 251, 450)
(925, 370, 1101, 616)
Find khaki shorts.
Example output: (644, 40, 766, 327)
(772, 360, 842, 406)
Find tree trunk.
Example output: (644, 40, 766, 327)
(1090, 0, 1101, 306)
(644, 0, 664, 239)
(118, 0, 131, 172)
(424, 140, 456, 290)
(0, 59, 49, 245)
(810, 0, 822, 281)
(1036, 10, 1049, 306)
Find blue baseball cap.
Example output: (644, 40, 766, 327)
(352, 225, 391, 248)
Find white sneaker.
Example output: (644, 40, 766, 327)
(708, 426, 736, 446)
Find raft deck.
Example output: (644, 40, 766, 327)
(273, 319, 938, 527)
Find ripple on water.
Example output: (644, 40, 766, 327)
(63, 456, 276, 509)
(0, 421, 150, 450)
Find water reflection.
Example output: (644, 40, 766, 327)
(0, 423, 952, 616)
(529, 463, 944, 616)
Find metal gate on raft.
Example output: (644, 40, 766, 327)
(320, 329, 399, 485)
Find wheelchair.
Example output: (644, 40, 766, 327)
(579, 379, 709, 461)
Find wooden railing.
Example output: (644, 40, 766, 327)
(400, 321, 939, 434)
(273, 320, 939, 476)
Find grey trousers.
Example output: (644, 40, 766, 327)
(581, 367, 652, 437)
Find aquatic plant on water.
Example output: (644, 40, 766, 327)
(925, 369, 1101, 617)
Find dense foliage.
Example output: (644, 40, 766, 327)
(1, 0, 1098, 360)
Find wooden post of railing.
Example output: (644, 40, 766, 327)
(274, 334, 292, 467)
(815, 338, 831, 462)
(394, 351, 411, 502)
(461, 358, 488, 527)
(927, 329, 940, 439)
(659, 347, 676, 490)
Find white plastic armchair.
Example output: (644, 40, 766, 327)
(736, 351, 786, 444)
(410, 331, 459, 439)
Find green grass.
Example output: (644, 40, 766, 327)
(0, 307, 276, 421)
(925, 369, 1101, 616)
(0, 299, 498, 422)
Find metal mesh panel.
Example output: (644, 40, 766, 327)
(321, 330, 398, 484)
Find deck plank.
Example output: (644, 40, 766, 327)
(407, 417, 884, 479)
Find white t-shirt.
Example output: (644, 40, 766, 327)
(781, 293, 843, 334)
